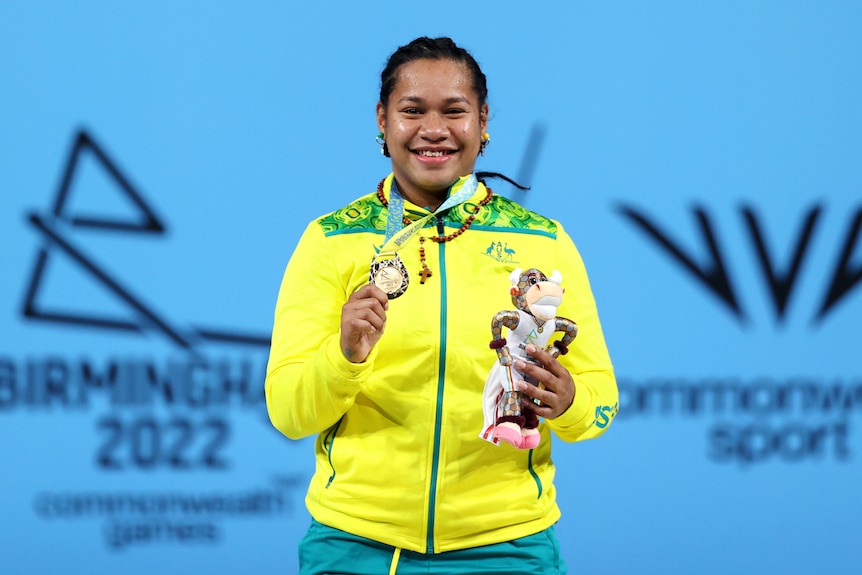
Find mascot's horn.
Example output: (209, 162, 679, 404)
(509, 268, 523, 285)
(549, 270, 563, 285)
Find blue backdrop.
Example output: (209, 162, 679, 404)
(2, 1, 860, 573)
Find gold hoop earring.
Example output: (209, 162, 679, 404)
(479, 133, 491, 156)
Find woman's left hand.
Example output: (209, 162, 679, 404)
(513, 344, 575, 420)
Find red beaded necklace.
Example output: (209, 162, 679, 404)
(376, 178, 493, 284)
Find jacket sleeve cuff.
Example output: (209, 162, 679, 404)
(323, 335, 378, 389)
(548, 376, 594, 431)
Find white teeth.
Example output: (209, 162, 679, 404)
(418, 150, 446, 157)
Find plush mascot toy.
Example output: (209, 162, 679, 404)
(480, 268, 578, 449)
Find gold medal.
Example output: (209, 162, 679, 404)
(370, 252, 409, 299)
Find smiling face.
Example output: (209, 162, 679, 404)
(376, 58, 488, 209)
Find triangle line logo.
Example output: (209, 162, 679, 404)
(51, 131, 165, 232)
(21, 129, 270, 351)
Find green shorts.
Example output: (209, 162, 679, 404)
(298, 519, 567, 575)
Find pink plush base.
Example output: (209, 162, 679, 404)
(520, 432, 540, 450)
(494, 425, 523, 448)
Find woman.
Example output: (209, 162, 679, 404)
(266, 36, 617, 575)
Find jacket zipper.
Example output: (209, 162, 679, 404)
(324, 417, 343, 488)
(528, 449, 543, 498)
(425, 215, 448, 553)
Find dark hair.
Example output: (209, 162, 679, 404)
(378, 37, 528, 192)
(379, 36, 488, 108)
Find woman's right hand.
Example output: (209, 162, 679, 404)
(340, 284, 389, 363)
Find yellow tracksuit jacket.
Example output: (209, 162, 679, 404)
(266, 174, 617, 554)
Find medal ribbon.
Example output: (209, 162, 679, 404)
(378, 174, 479, 255)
